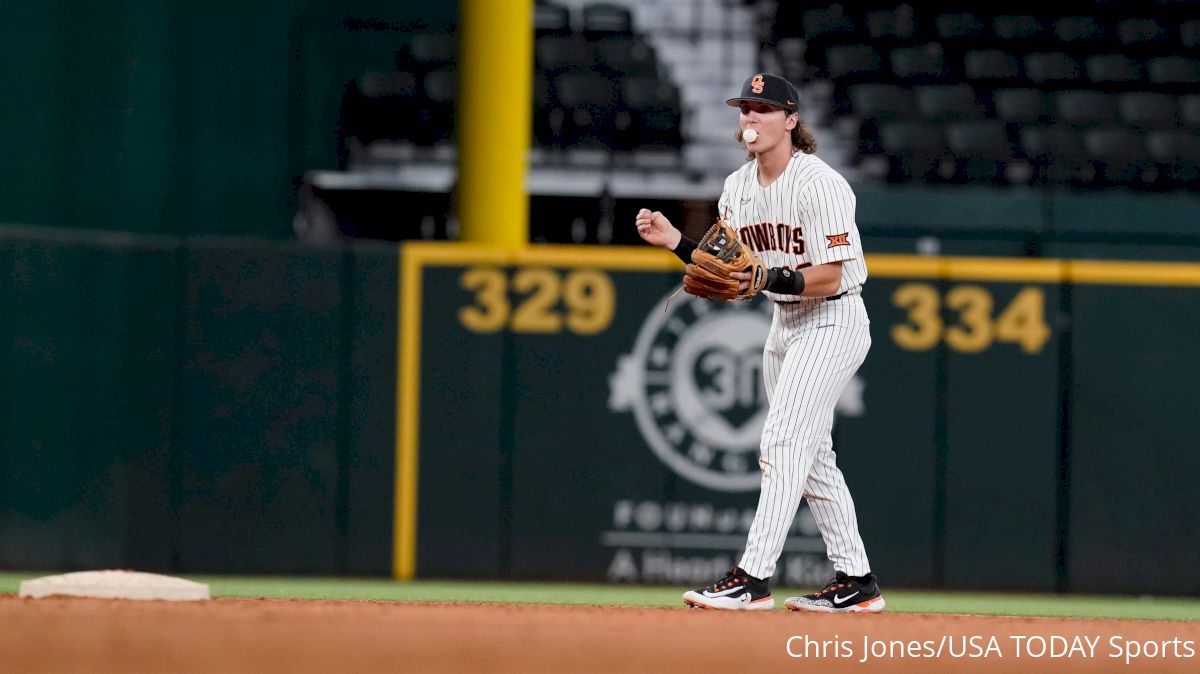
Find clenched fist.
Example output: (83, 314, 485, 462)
(634, 208, 682, 250)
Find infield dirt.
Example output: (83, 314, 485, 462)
(1, 595, 1196, 673)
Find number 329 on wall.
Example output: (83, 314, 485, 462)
(458, 267, 615, 335)
(891, 283, 1051, 355)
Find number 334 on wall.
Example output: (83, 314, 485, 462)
(891, 283, 1051, 354)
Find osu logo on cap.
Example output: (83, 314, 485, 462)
(751, 74, 765, 94)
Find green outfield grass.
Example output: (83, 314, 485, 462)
(2, 572, 1198, 622)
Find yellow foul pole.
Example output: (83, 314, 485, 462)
(457, 0, 533, 249)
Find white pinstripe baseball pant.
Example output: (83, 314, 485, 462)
(739, 295, 873, 580)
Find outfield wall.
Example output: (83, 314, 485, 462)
(0, 226, 397, 575)
(402, 245, 1200, 595)
(2, 226, 1198, 594)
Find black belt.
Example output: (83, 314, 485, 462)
(775, 292, 846, 305)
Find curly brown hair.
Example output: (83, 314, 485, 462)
(736, 115, 817, 160)
(792, 119, 818, 154)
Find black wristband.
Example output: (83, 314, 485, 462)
(766, 267, 806, 295)
(672, 235, 698, 265)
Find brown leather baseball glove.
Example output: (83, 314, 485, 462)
(683, 220, 768, 301)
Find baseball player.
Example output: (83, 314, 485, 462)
(634, 73, 884, 613)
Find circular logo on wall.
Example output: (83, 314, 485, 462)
(608, 290, 774, 492)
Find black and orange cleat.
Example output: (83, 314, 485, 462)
(784, 571, 885, 613)
(682, 567, 774, 610)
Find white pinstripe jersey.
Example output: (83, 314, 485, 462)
(717, 152, 868, 303)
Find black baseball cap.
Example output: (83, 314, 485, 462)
(726, 73, 799, 113)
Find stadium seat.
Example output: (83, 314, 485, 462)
(1182, 21, 1200, 51)
(620, 77, 683, 150)
(826, 45, 883, 81)
(964, 50, 1021, 84)
(946, 120, 1015, 184)
(915, 84, 985, 122)
(890, 44, 948, 83)
(801, 5, 859, 71)
(1085, 54, 1143, 87)
(1053, 16, 1109, 49)
(1024, 52, 1082, 84)
(1118, 92, 1178, 128)
(1147, 57, 1200, 85)
(1147, 130, 1200, 187)
(848, 84, 917, 121)
(992, 88, 1050, 124)
(534, 1, 572, 37)
(1085, 126, 1150, 186)
(411, 34, 456, 69)
(1055, 90, 1119, 126)
(582, 3, 633, 39)
(594, 37, 658, 77)
(1020, 126, 1088, 185)
(358, 71, 417, 99)
(1116, 18, 1169, 52)
(849, 84, 916, 155)
(536, 36, 595, 75)
(1181, 94, 1200, 125)
(803, 5, 857, 41)
(935, 13, 987, 41)
(878, 121, 947, 183)
(554, 72, 620, 147)
(866, 7, 916, 42)
(993, 15, 1048, 43)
